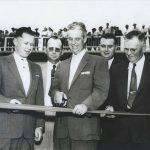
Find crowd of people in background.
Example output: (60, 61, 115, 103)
(0, 23, 150, 38)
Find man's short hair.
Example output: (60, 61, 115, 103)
(14, 27, 36, 38)
(125, 30, 145, 41)
(47, 36, 62, 48)
(100, 33, 117, 45)
(67, 22, 87, 37)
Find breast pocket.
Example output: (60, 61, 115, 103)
(78, 74, 92, 90)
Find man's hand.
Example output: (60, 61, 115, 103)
(34, 127, 43, 142)
(9, 99, 22, 112)
(100, 106, 115, 118)
(73, 104, 88, 115)
(10, 99, 22, 104)
(54, 91, 64, 104)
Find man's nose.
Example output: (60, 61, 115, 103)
(27, 44, 32, 50)
(127, 49, 132, 55)
(104, 46, 109, 51)
(72, 39, 76, 45)
(52, 50, 56, 53)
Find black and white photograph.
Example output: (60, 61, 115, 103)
(0, 0, 150, 150)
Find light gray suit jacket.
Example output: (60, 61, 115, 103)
(0, 54, 44, 138)
(51, 52, 110, 140)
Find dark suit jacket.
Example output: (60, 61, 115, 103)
(0, 54, 44, 138)
(52, 52, 110, 140)
(100, 56, 127, 141)
(108, 56, 150, 143)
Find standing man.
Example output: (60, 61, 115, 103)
(99, 33, 126, 150)
(35, 36, 63, 150)
(0, 27, 44, 150)
(107, 30, 150, 150)
(51, 22, 110, 150)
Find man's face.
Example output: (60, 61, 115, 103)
(14, 33, 34, 58)
(67, 29, 87, 55)
(100, 38, 116, 60)
(124, 37, 144, 63)
(46, 39, 62, 62)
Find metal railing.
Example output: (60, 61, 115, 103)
(0, 36, 150, 52)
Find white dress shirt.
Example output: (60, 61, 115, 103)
(44, 61, 59, 106)
(13, 52, 30, 95)
(69, 49, 87, 89)
(127, 55, 145, 98)
(108, 58, 114, 70)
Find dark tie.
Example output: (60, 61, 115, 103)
(128, 63, 137, 107)
(48, 65, 56, 105)
(51, 65, 56, 78)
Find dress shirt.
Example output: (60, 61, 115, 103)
(108, 58, 114, 70)
(69, 49, 87, 89)
(127, 55, 145, 98)
(13, 52, 30, 95)
(44, 61, 59, 106)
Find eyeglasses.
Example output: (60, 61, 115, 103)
(124, 48, 137, 53)
(48, 47, 61, 52)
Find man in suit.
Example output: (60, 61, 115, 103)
(99, 33, 127, 150)
(0, 27, 44, 150)
(51, 22, 110, 150)
(106, 30, 150, 150)
(99, 33, 119, 70)
(99, 33, 121, 149)
(35, 36, 63, 150)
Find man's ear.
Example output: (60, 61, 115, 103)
(142, 42, 146, 52)
(83, 36, 87, 44)
(13, 38, 18, 46)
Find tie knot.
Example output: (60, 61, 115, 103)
(133, 63, 136, 68)
(53, 65, 56, 70)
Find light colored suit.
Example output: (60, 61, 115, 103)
(0, 54, 44, 139)
(51, 52, 110, 140)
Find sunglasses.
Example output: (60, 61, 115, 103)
(48, 47, 61, 52)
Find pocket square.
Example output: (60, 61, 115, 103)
(35, 75, 40, 77)
(81, 71, 90, 75)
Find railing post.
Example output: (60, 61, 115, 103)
(120, 36, 125, 52)
(4, 37, 7, 51)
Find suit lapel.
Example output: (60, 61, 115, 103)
(69, 53, 88, 89)
(41, 63, 47, 93)
(119, 61, 129, 106)
(7, 54, 26, 96)
(137, 58, 148, 93)
(132, 58, 149, 107)
(64, 58, 71, 91)
(27, 61, 36, 97)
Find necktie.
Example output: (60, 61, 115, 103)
(49, 65, 59, 106)
(51, 65, 56, 78)
(128, 63, 137, 107)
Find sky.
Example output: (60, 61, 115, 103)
(0, 0, 150, 32)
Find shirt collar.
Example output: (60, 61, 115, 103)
(13, 52, 27, 62)
(47, 61, 60, 67)
(108, 57, 114, 67)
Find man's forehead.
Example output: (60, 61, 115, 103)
(125, 37, 140, 43)
(101, 38, 115, 44)
(47, 39, 62, 48)
(67, 29, 83, 37)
